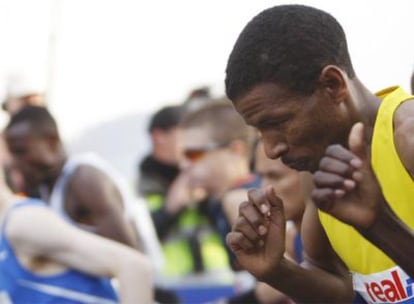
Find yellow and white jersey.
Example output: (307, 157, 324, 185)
(319, 86, 414, 303)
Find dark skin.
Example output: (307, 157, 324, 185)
(227, 65, 414, 302)
(65, 165, 139, 248)
(5, 122, 139, 249)
(228, 187, 354, 303)
(313, 120, 414, 277)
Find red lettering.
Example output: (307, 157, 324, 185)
(365, 283, 376, 302)
(363, 270, 410, 303)
(382, 279, 401, 302)
(371, 282, 387, 302)
(391, 270, 407, 298)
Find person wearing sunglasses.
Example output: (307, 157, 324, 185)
(167, 99, 263, 303)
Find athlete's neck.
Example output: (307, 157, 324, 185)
(42, 155, 68, 193)
(349, 78, 382, 141)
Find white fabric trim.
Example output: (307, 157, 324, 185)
(18, 280, 117, 304)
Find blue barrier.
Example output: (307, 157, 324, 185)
(173, 284, 235, 304)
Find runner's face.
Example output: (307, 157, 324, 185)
(5, 122, 58, 185)
(234, 83, 347, 173)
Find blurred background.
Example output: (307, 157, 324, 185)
(1, 0, 414, 184)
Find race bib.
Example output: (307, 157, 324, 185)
(353, 266, 414, 303)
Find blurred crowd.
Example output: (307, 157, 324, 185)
(0, 65, 312, 303)
(0, 70, 310, 304)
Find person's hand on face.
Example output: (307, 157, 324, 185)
(311, 122, 385, 229)
(226, 186, 287, 281)
(165, 170, 207, 213)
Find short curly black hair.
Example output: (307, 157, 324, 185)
(225, 4, 355, 101)
(6, 105, 59, 137)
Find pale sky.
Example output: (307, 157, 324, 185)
(1, 0, 414, 142)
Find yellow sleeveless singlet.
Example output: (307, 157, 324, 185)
(318, 86, 414, 303)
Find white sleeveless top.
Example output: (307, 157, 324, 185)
(41, 153, 133, 225)
(40, 152, 164, 272)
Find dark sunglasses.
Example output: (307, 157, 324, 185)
(183, 142, 229, 162)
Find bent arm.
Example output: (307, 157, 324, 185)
(359, 203, 414, 278)
(70, 166, 139, 248)
(313, 117, 414, 279)
(8, 206, 153, 304)
(266, 203, 353, 303)
(228, 188, 353, 303)
(255, 282, 292, 304)
(361, 110, 414, 277)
